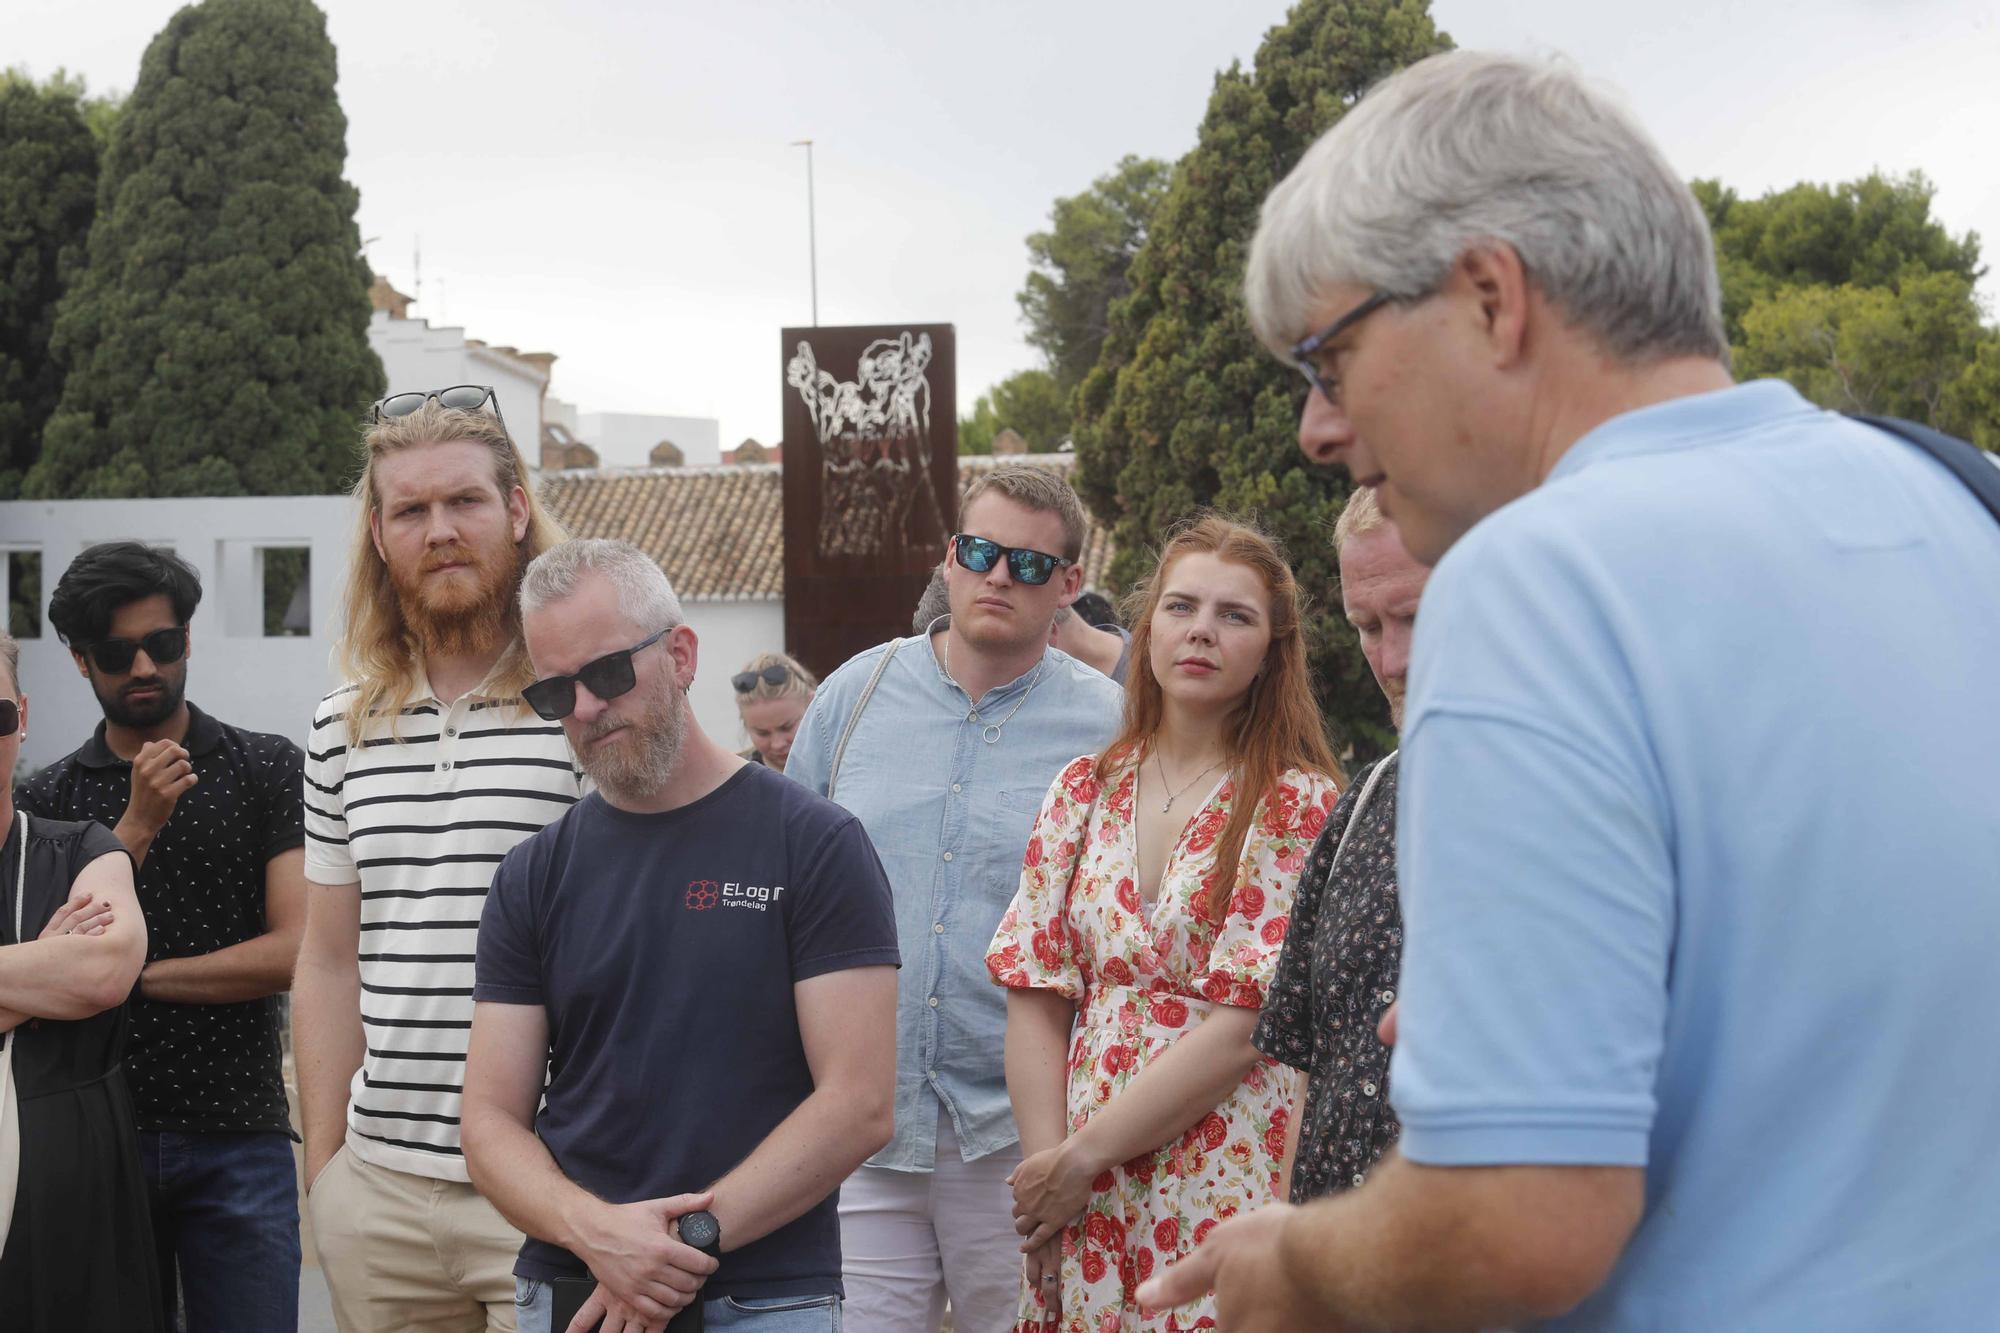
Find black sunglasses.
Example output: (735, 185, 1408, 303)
(522, 629, 669, 721)
(372, 384, 507, 429)
(1290, 291, 1392, 406)
(732, 664, 792, 693)
(84, 626, 189, 675)
(950, 533, 1072, 587)
(0, 698, 18, 738)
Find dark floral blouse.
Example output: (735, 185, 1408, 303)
(1252, 753, 1402, 1202)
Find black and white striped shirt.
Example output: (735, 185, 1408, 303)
(303, 670, 582, 1182)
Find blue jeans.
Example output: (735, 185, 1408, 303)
(516, 1278, 841, 1331)
(139, 1130, 301, 1333)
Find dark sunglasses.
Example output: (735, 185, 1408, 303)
(371, 384, 507, 429)
(0, 698, 18, 738)
(1290, 291, 1392, 406)
(950, 533, 1072, 587)
(521, 629, 669, 721)
(732, 665, 792, 693)
(84, 626, 189, 675)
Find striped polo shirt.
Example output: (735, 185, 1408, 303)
(303, 665, 582, 1182)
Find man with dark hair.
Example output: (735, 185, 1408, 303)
(18, 540, 307, 1332)
(789, 464, 1122, 1332)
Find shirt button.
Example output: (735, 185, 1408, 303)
(445, 726, 457, 737)
(968, 712, 979, 723)
(951, 783, 962, 794)
(934, 923, 945, 935)
(440, 761, 452, 771)
(1362, 1081, 1378, 1097)
(942, 851, 953, 863)
(928, 996, 940, 1008)
(1381, 988, 1396, 1004)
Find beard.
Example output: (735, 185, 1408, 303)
(574, 669, 688, 803)
(390, 538, 522, 659)
(96, 666, 186, 729)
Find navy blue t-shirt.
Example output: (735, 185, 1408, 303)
(473, 761, 900, 1297)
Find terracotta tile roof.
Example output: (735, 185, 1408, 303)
(535, 452, 1115, 603)
(537, 463, 785, 602)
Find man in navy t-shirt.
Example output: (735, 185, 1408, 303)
(463, 539, 899, 1332)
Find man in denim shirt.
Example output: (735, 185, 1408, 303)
(787, 465, 1123, 1332)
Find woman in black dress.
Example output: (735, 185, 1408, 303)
(1253, 489, 1431, 1202)
(0, 633, 164, 1329)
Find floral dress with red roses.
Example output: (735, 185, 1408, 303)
(986, 754, 1338, 1333)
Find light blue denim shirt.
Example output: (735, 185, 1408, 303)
(786, 628, 1123, 1170)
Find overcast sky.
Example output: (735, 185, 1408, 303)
(12, 0, 1999, 450)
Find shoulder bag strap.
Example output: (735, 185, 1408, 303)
(1852, 414, 2000, 528)
(1330, 752, 1396, 875)
(827, 638, 903, 801)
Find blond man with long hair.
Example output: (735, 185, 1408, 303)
(294, 393, 580, 1333)
(986, 514, 1341, 1333)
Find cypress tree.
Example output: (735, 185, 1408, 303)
(28, 0, 383, 499)
(0, 75, 99, 498)
(1072, 0, 1450, 764)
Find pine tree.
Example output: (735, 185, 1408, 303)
(27, 0, 383, 499)
(1072, 0, 1451, 763)
(0, 73, 100, 497)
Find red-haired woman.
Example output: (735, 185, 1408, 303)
(986, 515, 1340, 1332)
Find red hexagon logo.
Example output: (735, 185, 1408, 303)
(685, 880, 720, 911)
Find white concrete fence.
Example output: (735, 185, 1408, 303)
(3, 496, 782, 778)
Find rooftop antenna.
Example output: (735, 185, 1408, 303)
(413, 236, 422, 309)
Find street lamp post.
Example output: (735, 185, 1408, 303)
(791, 138, 819, 327)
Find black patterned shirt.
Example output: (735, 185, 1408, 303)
(1253, 753, 1401, 1202)
(16, 703, 305, 1135)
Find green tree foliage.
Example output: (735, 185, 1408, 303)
(1017, 155, 1170, 402)
(1703, 172, 1997, 446)
(27, 0, 384, 499)
(0, 71, 101, 497)
(959, 368, 1069, 454)
(1072, 0, 1451, 764)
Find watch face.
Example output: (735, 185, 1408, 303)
(680, 1210, 721, 1252)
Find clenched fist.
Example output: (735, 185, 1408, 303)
(125, 739, 198, 836)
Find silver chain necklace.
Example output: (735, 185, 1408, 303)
(1151, 749, 1225, 814)
(943, 634, 1046, 745)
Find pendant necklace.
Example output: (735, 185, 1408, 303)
(1153, 749, 1225, 814)
(944, 635, 1046, 745)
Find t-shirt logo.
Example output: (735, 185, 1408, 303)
(685, 880, 721, 911)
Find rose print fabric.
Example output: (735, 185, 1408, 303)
(987, 754, 1338, 1332)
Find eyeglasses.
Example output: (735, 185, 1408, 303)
(372, 384, 507, 429)
(732, 664, 792, 693)
(521, 629, 669, 721)
(0, 699, 18, 738)
(1290, 291, 1392, 406)
(950, 533, 1072, 587)
(84, 626, 189, 675)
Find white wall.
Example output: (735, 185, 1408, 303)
(680, 599, 787, 751)
(3, 496, 353, 776)
(368, 311, 546, 449)
(3, 493, 787, 779)
(576, 411, 722, 468)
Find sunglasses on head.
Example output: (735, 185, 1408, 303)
(0, 699, 18, 738)
(522, 629, 669, 721)
(731, 665, 792, 693)
(371, 384, 507, 429)
(84, 626, 189, 675)
(950, 533, 1071, 587)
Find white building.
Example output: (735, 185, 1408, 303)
(366, 305, 552, 451)
(544, 396, 721, 469)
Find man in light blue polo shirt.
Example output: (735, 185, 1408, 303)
(786, 464, 1123, 1332)
(1141, 51, 2000, 1333)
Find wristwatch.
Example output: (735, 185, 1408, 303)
(679, 1209, 722, 1258)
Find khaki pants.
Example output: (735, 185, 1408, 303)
(307, 1144, 522, 1333)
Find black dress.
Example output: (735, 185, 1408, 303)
(1251, 754, 1403, 1202)
(0, 814, 165, 1331)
